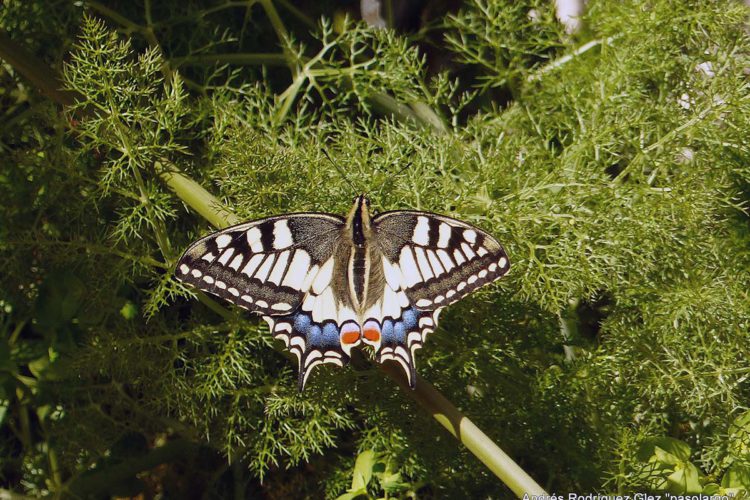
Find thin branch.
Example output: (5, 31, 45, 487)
(276, 0, 317, 29)
(88, 0, 174, 81)
(258, 0, 297, 77)
(170, 53, 288, 67)
(614, 102, 723, 183)
(527, 35, 619, 83)
(87, 1, 143, 32)
(150, 1, 259, 28)
(9, 238, 167, 269)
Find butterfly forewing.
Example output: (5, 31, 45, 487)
(372, 211, 510, 308)
(176, 214, 345, 315)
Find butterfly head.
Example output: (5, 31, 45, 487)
(347, 194, 372, 247)
(350, 193, 370, 206)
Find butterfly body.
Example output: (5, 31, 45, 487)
(176, 195, 510, 390)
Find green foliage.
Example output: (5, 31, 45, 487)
(336, 448, 408, 500)
(1, 0, 750, 498)
(619, 411, 750, 496)
(446, 0, 566, 91)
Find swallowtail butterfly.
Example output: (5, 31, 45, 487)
(176, 196, 510, 390)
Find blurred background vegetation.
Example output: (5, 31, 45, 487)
(1, 0, 750, 498)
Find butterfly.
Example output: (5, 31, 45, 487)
(175, 195, 510, 390)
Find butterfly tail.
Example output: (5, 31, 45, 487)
(377, 342, 418, 389)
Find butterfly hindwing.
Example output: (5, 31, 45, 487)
(367, 303, 441, 388)
(263, 310, 356, 390)
(176, 213, 345, 315)
(262, 246, 364, 390)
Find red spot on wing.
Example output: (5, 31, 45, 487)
(341, 323, 360, 344)
(341, 330, 361, 344)
(363, 327, 381, 342)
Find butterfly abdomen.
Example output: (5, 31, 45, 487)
(349, 246, 368, 306)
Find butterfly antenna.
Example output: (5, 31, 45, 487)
(373, 160, 413, 195)
(322, 150, 361, 194)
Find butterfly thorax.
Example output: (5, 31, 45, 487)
(348, 195, 370, 247)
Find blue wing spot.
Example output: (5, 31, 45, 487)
(321, 323, 340, 347)
(402, 308, 418, 330)
(292, 313, 340, 349)
(393, 321, 406, 343)
(382, 319, 395, 343)
(294, 312, 311, 334)
(382, 309, 417, 343)
(308, 324, 323, 344)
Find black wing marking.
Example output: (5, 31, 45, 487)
(176, 213, 344, 316)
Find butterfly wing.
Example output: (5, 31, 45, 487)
(371, 211, 510, 386)
(176, 213, 345, 313)
(261, 241, 364, 391)
(176, 213, 355, 390)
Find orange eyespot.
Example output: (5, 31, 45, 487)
(341, 331, 361, 344)
(363, 327, 381, 342)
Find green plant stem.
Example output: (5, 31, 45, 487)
(85, 2, 167, 81)
(258, 0, 298, 77)
(46, 439, 62, 490)
(614, 102, 722, 183)
(104, 109, 173, 258)
(87, 1, 141, 32)
(275, 0, 317, 29)
(149, 1, 260, 28)
(258, 0, 290, 46)
(368, 93, 424, 128)
(319, 69, 448, 133)
(144, 0, 154, 26)
(408, 101, 448, 134)
(380, 362, 548, 497)
(162, 163, 548, 497)
(559, 298, 579, 362)
(159, 164, 240, 228)
(16, 396, 32, 452)
(527, 36, 619, 83)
